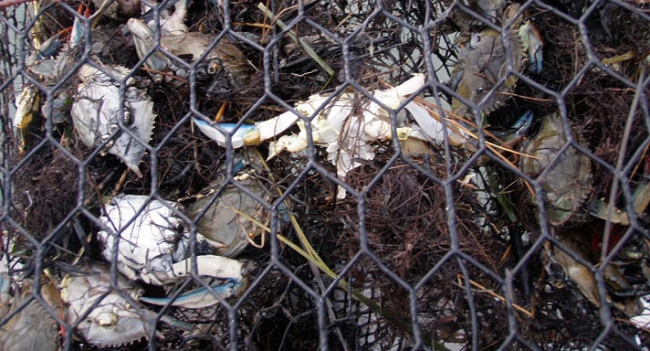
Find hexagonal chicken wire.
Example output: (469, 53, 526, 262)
(1, 0, 650, 350)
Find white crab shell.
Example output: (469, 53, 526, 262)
(97, 194, 187, 285)
(71, 64, 155, 177)
(269, 74, 428, 199)
(97, 194, 245, 289)
(60, 264, 153, 347)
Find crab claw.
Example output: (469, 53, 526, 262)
(192, 111, 299, 148)
(127, 18, 171, 73)
(140, 277, 248, 308)
(133, 255, 248, 308)
(519, 20, 543, 74)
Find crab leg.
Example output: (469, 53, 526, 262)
(127, 18, 172, 74)
(519, 21, 544, 74)
(170, 255, 245, 282)
(192, 111, 299, 148)
(140, 279, 246, 308)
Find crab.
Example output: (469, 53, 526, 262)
(192, 74, 446, 199)
(449, 0, 507, 31)
(183, 150, 288, 258)
(549, 230, 644, 317)
(0, 274, 60, 351)
(522, 114, 650, 316)
(450, 3, 543, 118)
(127, 0, 251, 89)
(520, 112, 593, 226)
(97, 194, 248, 307)
(60, 264, 154, 347)
(71, 64, 156, 177)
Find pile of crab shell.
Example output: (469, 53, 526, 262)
(2, 0, 650, 349)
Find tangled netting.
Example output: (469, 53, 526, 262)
(1, 0, 650, 350)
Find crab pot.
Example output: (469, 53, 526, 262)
(1, 0, 650, 350)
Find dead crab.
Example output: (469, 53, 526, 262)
(71, 63, 156, 177)
(61, 264, 158, 347)
(192, 74, 439, 199)
(97, 194, 248, 307)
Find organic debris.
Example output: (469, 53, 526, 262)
(1, 0, 650, 350)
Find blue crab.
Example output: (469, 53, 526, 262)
(183, 150, 287, 258)
(60, 264, 196, 346)
(0, 274, 60, 351)
(523, 114, 649, 316)
(127, 0, 251, 88)
(97, 194, 248, 307)
(451, 4, 543, 118)
(60, 264, 154, 347)
(549, 231, 643, 317)
(71, 64, 156, 177)
(520, 112, 593, 226)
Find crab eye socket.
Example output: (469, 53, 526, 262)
(196, 67, 208, 81)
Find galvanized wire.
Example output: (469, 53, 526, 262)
(1, 0, 650, 350)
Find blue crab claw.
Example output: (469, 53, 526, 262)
(69, 8, 87, 50)
(26, 34, 63, 75)
(192, 111, 299, 148)
(489, 109, 534, 142)
(519, 21, 543, 74)
(140, 278, 248, 308)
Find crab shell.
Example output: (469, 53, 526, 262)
(520, 112, 593, 226)
(97, 194, 187, 285)
(184, 164, 278, 258)
(268, 74, 429, 199)
(128, 0, 251, 89)
(97, 194, 246, 292)
(451, 25, 525, 118)
(0, 276, 60, 351)
(452, 0, 507, 28)
(60, 264, 154, 347)
(71, 64, 155, 177)
(161, 31, 251, 89)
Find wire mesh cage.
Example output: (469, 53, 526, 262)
(1, 0, 650, 350)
